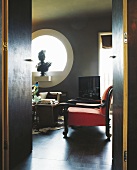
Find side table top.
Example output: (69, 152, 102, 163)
(35, 103, 59, 107)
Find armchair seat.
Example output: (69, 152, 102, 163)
(68, 107, 105, 126)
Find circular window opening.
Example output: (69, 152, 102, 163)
(32, 29, 73, 87)
(31, 35, 67, 72)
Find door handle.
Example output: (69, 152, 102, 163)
(110, 56, 116, 58)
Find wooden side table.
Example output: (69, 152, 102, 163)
(35, 103, 61, 129)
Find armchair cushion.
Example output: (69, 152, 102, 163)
(40, 99, 56, 104)
(68, 107, 105, 126)
(39, 92, 48, 99)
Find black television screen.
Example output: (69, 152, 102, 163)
(79, 76, 100, 100)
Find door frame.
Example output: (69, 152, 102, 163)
(123, 0, 128, 169)
(2, 0, 9, 169)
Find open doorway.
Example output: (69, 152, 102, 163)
(98, 32, 113, 97)
(98, 31, 113, 158)
(98, 31, 113, 120)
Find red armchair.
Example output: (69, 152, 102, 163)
(61, 86, 113, 140)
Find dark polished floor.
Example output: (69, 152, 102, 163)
(12, 124, 112, 170)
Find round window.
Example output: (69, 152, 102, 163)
(32, 29, 73, 87)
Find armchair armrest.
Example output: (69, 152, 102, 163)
(60, 101, 105, 109)
(76, 103, 101, 108)
(68, 98, 101, 104)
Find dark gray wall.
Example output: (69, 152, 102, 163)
(33, 15, 112, 99)
(8, 0, 32, 168)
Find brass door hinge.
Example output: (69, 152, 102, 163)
(3, 42, 8, 51)
(124, 32, 127, 44)
(124, 151, 127, 162)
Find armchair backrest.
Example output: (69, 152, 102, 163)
(100, 86, 113, 115)
(46, 92, 62, 102)
(39, 92, 62, 102)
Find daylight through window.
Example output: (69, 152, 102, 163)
(31, 35, 67, 72)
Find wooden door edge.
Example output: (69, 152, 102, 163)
(123, 0, 128, 169)
(2, 0, 9, 170)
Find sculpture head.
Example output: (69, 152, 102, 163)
(38, 50, 46, 62)
(37, 50, 52, 76)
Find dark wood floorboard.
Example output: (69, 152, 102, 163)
(12, 124, 112, 170)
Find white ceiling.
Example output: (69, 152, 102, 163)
(32, 0, 112, 25)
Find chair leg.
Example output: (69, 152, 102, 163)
(106, 118, 112, 140)
(62, 106, 69, 138)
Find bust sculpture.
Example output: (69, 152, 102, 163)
(36, 50, 52, 76)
